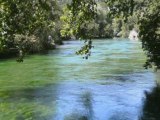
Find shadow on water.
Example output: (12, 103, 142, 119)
(64, 91, 93, 120)
(139, 85, 160, 120)
(0, 84, 58, 103)
(0, 84, 59, 120)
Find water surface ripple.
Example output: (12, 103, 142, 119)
(0, 39, 156, 120)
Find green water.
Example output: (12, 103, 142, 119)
(0, 39, 156, 120)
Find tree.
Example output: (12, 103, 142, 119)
(60, 0, 96, 59)
(0, 0, 59, 59)
(63, 0, 160, 69)
(138, 1, 160, 69)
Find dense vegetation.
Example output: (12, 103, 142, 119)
(63, 0, 160, 69)
(0, 0, 62, 59)
(0, 0, 160, 69)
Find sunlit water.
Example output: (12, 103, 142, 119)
(0, 39, 157, 120)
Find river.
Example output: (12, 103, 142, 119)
(0, 39, 158, 120)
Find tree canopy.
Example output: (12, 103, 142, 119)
(0, 0, 61, 59)
(0, 0, 160, 69)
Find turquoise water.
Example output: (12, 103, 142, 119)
(0, 39, 156, 120)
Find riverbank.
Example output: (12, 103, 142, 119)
(0, 41, 58, 60)
(0, 37, 117, 60)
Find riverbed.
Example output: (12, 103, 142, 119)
(0, 39, 157, 120)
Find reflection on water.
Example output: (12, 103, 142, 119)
(0, 39, 158, 120)
(0, 85, 58, 120)
(64, 91, 93, 120)
(140, 85, 160, 120)
(81, 91, 93, 120)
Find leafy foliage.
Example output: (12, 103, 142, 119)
(0, 0, 59, 60)
(60, 0, 97, 59)
(139, 0, 160, 69)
